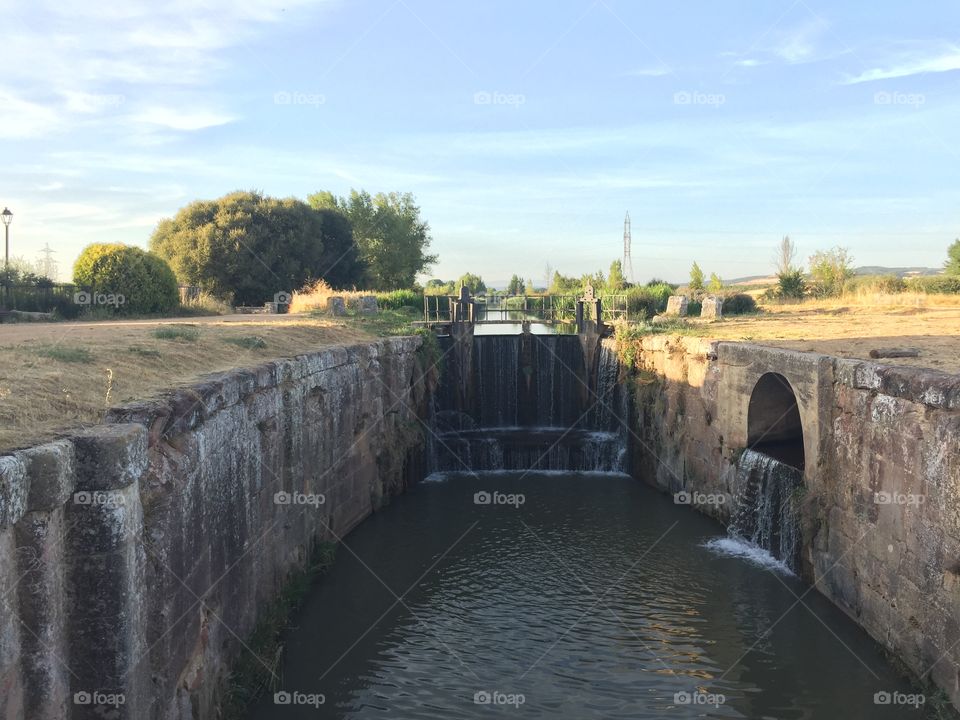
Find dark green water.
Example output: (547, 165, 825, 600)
(245, 472, 931, 719)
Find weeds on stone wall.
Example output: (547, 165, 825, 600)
(222, 540, 338, 717)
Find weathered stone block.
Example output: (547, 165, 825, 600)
(359, 295, 379, 315)
(664, 295, 688, 316)
(72, 425, 147, 492)
(327, 296, 347, 316)
(700, 296, 723, 319)
(0, 455, 28, 531)
(20, 442, 74, 512)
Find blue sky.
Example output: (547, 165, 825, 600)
(2, 0, 959, 286)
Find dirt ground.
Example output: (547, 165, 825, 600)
(1, 314, 373, 451)
(698, 303, 960, 373)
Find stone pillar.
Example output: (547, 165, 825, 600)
(359, 295, 378, 315)
(327, 297, 346, 316)
(665, 296, 689, 316)
(0, 455, 27, 720)
(15, 442, 75, 720)
(66, 425, 148, 720)
(701, 296, 723, 320)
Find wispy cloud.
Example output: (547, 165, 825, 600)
(132, 107, 235, 131)
(843, 45, 960, 84)
(624, 65, 671, 77)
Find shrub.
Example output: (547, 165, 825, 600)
(906, 275, 960, 294)
(73, 243, 179, 315)
(808, 247, 854, 297)
(686, 300, 702, 316)
(626, 285, 672, 319)
(375, 289, 423, 310)
(775, 270, 806, 299)
(722, 293, 757, 315)
(845, 274, 906, 294)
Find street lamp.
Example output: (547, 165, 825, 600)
(1, 208, 11, 309)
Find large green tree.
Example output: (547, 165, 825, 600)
(308, 189, 436, 289)
(607, 260, 626, 291)
(689, 262, 704, 293)
(150, 191, 360, 304)
(456, 273, 486, 294)
(946, 239, 960, 276)
(506, 274, 524, 295)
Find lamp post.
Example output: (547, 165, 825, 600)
(1, 208, 11, 309)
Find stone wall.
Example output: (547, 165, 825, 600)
(0, 336, 431, 719)
(625, 335, 960, 710)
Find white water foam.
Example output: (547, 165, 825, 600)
(703, 537, 795, 576)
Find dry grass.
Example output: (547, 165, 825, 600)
(288, 280, 366, 314)
(0, 315, 373, 451)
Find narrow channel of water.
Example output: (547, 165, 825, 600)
(245, 472, 929, 719)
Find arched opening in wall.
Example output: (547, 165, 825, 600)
(747, 372, 805, 471)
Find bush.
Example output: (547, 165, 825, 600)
(845, 274, 906, 294)
(375, 289, 423, 310)
(686, 300, 702, 316)
(73, 244, 179, 315)
(722, 293, 757, 315)
(774, 270, 806, 299)
(626, 285, 672, 319)
(906, 275, 960, 294)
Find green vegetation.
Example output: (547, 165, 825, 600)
(33, 345, 94, 363)
(946, 239, 960, 276)
(73, 243, 179, 315)
(309, 189, 436, 290)
(708, 272, 723, 293)
(153, 325, 200, 342)
(906, 275, 960, 294)
(224, 336, 268, 350)
(689, 262, 704, 293)
(127, 346, 162, 358)
(722, 293, 758, 315)
(625, 283, 673, 319)
(223, 540, 337, 717)
(808, 247, 854, 297)
(374, 289, 423, 311)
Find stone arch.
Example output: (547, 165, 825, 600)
(747, 372, 805, 470)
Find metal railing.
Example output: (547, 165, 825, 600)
(423, 293, 628, 324)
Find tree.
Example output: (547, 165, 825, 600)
(809, 247, 854, 297)
(775, 235, 798, 275)
(151, 191, 347, 305)
(946, 239, 960, 276)
(524, 278, 535, 294)
(708, 272, 723, 293)
(549, 271, 581, 294)
(689, 262, 704, 293)
(608, 260, 626, 292)
(74, 243, 178, 314)
(506, 274, 525, 295)
(457, 273, 486, 294)
(308, 189, 436, 289)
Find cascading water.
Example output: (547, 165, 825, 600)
(713, 448, 804, 573)
(431, 334, 628, 474)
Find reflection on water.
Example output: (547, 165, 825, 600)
(244, 473, 931, 719)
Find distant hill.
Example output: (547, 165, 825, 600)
(725, 266, 944, 286)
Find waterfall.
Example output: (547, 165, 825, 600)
(725, 449, 804, 573)
(430, 334, 627, 474)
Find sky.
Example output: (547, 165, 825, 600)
(2, 0, 959, 287)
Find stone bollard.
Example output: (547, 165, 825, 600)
(701, 296, 723, 320)
(359, 295, 379, 315)
(665, 295, 689, 317)
(0, 455, 28, 720)
(327, 296, 347, 316)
